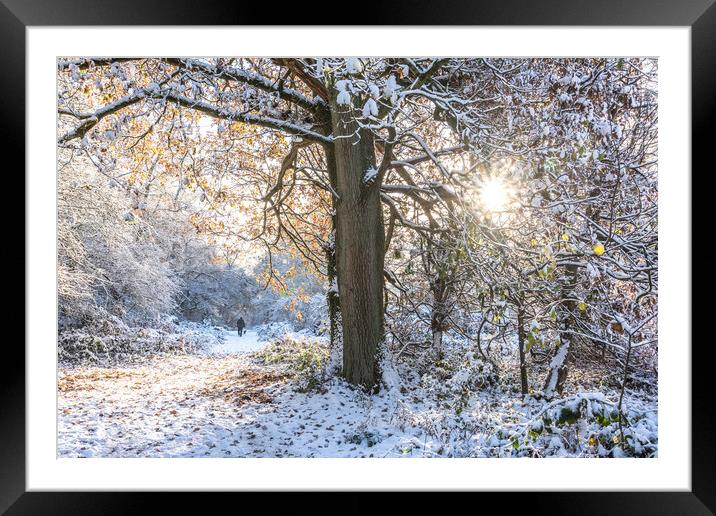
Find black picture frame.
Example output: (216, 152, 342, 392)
(5, 0, 712, 513)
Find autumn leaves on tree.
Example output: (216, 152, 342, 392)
(58, 58, 657, 393)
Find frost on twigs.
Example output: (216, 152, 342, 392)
(55, 57, 657, 458)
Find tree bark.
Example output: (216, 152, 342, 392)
(328, 98, 385, 389)
(543, 263, 577, 397)
(517, 303, 529, 396)
(424, 234, 452, 356)
(324, 145, 342, 358)
(430, 284, 448, 355)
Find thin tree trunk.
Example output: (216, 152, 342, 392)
(517, 303, 529, 396)
(432, 328, 444, 354)
(430, 292, 447, 355)
(617, 331, 633, 448)
(544, 263, 578, 397)
(425, 236, 451, 357)
(329, 98, 385, 389)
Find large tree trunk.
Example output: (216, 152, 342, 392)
(324, 144, 342, 367)
(328, 99, 385, 389)
(326, 239, 341, 345)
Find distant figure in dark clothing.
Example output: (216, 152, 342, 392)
(237, 317, 246, 337)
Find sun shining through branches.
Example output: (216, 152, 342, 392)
(478, 176, 513, 213)
(55, 57, 658, 460)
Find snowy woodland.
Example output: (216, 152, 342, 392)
(56, 57, 658, 458)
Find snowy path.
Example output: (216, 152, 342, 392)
(57, 330, 433, 458)
(206, 329, 266, 355)
(56, 335, 656, 458)
(59, 327, 656, 458)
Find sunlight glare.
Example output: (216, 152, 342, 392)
(478, 177, 511, 212)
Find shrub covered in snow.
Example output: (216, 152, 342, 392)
(255, 321, 297, 341)
(300, 293, 330, 335)
(294, 346, 330, 392)
(486, 393, 658, 458)
(418, 346, 498, 414)
(255, 333, 330, 392)
(58, 314, 223, 366)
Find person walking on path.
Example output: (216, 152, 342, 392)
(237, 316, 246, 337)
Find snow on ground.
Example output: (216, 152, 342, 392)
(58, 327, 657, 458)
(206, 329, 266, 355)
(57, 354, 430, 458)
(57, 327, 442, 458)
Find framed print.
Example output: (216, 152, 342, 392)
(5, 0, 714, 513)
